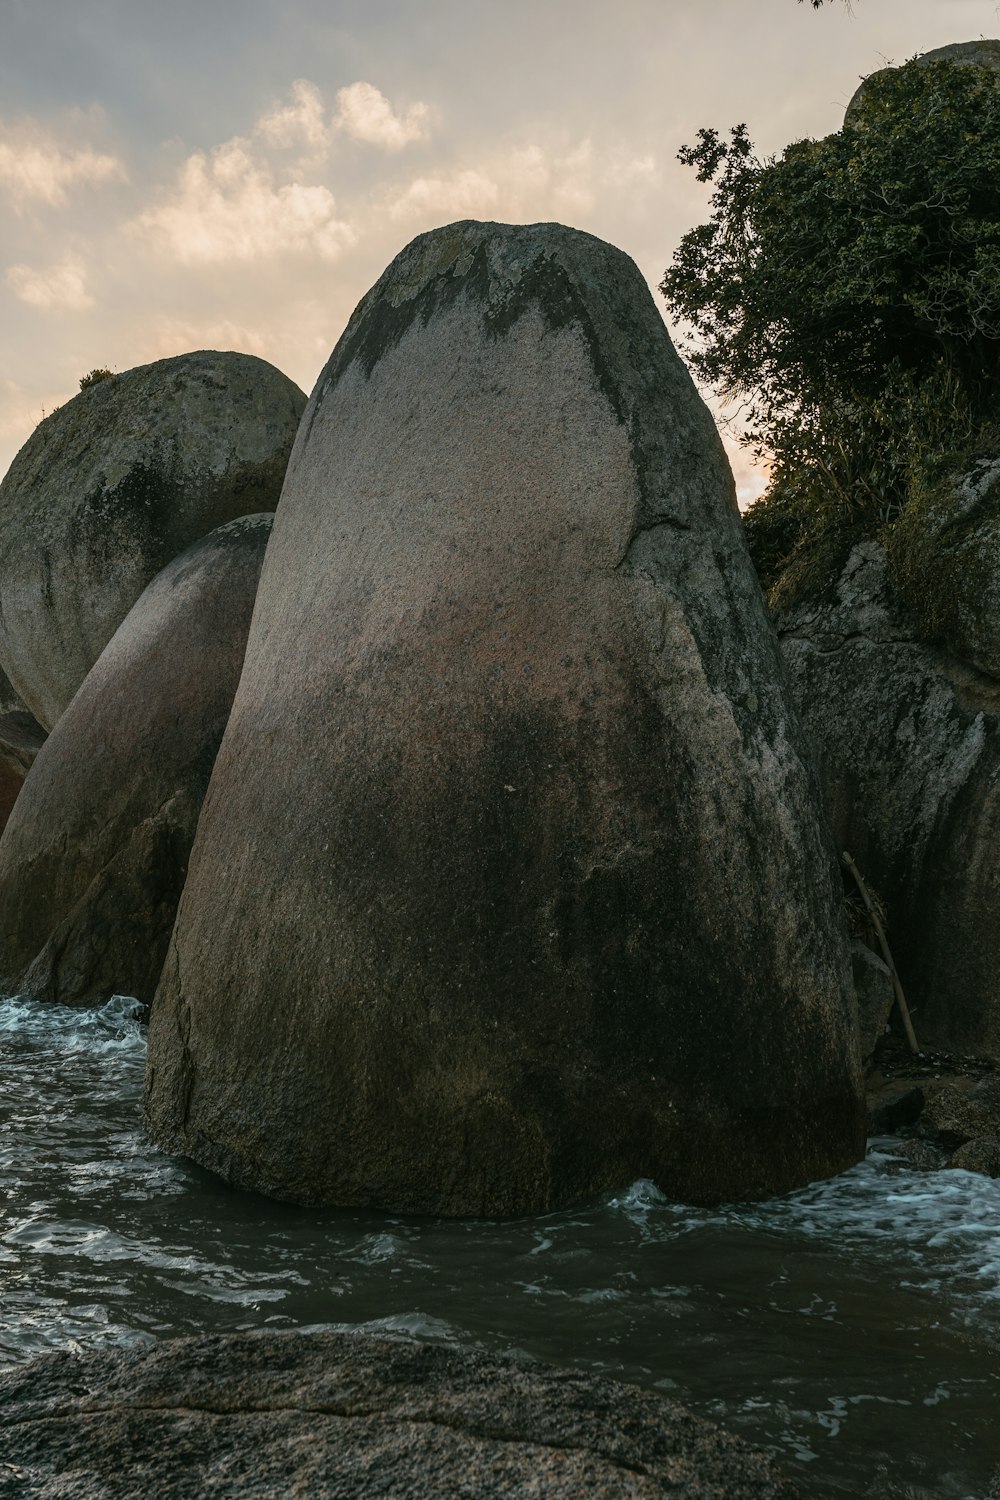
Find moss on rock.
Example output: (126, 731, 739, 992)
(886, 451, 1000, 678)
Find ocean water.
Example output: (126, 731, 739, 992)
(2, 993, 999, 1498)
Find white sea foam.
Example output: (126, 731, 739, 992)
(3, 993, 999, 1496)
(0, 993, 147, 1056)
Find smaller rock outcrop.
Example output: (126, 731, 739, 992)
(867, 1058, 1000, 1179)
(776, 540, 1000, 1060)
(0, 1330, 798, 1499)
(0, 351, 304, 729)
(917, 1077, 1000, 1148)
(0, 514, 272, 1008)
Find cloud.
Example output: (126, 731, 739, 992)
(0, 379, 74, 470)
(388, 138, 651, 226)
(333, 82, 430, 151)
(391, 168, 500, 222)
(721, 432, 769, 511)
(257, 80, 329, 153)
(6, 255, 94, 311)
(257, 80, 431, 157)
(138, 314, 272, 362)
(0, 128, 126, 208)
(132, 138, 356, 265)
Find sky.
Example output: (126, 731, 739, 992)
(3, 0, 999, 503)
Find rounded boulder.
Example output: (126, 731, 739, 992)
(146, 220, 863, 1216)
(0, 351, 304, 729)
(0, 514, 273, 1008)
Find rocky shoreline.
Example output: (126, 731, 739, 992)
(0, 1330, 798, 1499)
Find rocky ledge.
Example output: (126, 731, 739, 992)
(0, 1330, 798, 1499)
(866, 1034, 1000, 1175)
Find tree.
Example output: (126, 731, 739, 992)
(660, 57, 1000, 603)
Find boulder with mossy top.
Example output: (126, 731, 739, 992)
(845, 40, 1000, 128)
(146, 219, 863, 1218)
(0, 514, 273, 1009)
(0, 350, 305, 730)
(775, 539, 1000, 1059)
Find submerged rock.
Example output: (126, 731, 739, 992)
(0, 1330, 797, 1499)
(0, 351, 304, 729)
(146, 219, 862, 1217)
(0, 514, 272, 1008)
(776, 540, 1000, 1060)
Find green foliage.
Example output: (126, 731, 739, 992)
(886, 419, 1000, 657)
(79, 367, 115, 391)
(661, 57, 1000, 606)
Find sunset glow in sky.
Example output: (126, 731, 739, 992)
(3, 0, 999, 503)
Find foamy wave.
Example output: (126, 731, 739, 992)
(0, 993, 147, 1057)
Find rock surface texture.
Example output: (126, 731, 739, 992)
(0, 666, 45, 830)
(0, 515, 272, 1008)
(146, 220, 862, 1217)
(0, 1330, 798, 1500)
(776, 540, 1000, 1058)
(850, 940, 894, 1061)
(0, 351, 304, 729)
(888, 454, 1000, 680)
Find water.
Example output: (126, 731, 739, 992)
(2, 994, 999, 1498)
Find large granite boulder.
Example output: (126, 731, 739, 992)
(0, 514, 272, 1009)
(776, 540, 1000, 1058)
(146, 219, 862, 1217)
(0, 351, 304, 729)
(0, 1331, 797, 1499)
(0, 665, 45, 830)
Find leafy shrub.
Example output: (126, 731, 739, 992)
(79, 368, 115, 391)
(661, 57, 1000, 607)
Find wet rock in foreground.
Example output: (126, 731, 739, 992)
(0, 1330, 798, 1499)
